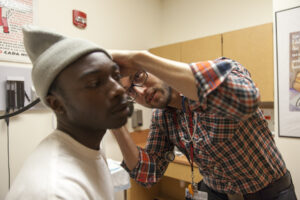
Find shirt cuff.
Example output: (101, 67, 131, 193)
(121, 146, 142, 179)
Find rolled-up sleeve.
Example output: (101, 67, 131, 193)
(188, 58, 260, 120)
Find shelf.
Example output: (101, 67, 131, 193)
(154, 195, 177, 200)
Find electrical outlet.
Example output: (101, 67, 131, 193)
(261, 108, 274, 132)
(0, 65, 38, 111)
(6, 78, 25, 111)
(131, 109, 143, 128)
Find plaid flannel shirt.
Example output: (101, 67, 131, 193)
(121, 57, 287, 194)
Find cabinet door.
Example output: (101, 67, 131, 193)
(222, 23, 274, 102)
(149, 43, 181, 61)
(181, 34, 222, 63)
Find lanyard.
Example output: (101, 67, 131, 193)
(182, 97, 197, 192)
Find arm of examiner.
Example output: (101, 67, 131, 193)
(111, 111, 173, 188)
(110, 50, 199, 101)
(111, 50, 260, 120)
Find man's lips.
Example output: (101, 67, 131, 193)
(111, 101, 129, 114)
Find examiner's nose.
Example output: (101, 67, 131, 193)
(134, 86, 146, 95)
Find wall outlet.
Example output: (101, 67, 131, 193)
(131, 109, 143, 128)
(261, 108, 274, 132)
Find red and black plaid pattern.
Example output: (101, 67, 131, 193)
(121, 58, 287, 194)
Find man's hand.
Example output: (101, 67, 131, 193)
(109, 50, 146, 77)
(110, 127, 125, 135)
(109, 126, 139, 170)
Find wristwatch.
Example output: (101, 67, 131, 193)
(164, 151, 175, 162)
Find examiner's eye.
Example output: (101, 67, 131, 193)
(134, 72, 143, 82)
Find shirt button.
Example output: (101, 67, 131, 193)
(214, 166, 218, 170)
(199, 138, 203, 142)
(198, 150, 202, 154)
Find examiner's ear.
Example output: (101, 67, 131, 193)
(46, 94, 65, 115)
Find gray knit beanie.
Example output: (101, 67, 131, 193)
(22, 25, 111, 106)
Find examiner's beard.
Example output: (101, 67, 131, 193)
(164, 86, 172, 107)
(150, 84, 172, 109)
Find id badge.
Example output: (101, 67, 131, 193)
(185, 188, 208, 200)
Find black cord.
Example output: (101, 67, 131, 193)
(5, 117, 10, 189)
(1, 99, 41, 190)
(24, 91, 31, 102)
(1, 88, 41, 190)
(0, 98, 41, 120)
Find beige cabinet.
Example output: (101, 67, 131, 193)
(149, 34, 222, 63)
(148, 23, 274, 103)
(222, 23, 274, 102)
(181, 34, 222, 63)
(127, 163, 202, 200)
(149, 43, 181, 61)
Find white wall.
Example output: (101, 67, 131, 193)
(0, 0, 161, 199)
(35, 0, 162, 50)
(159, 0, 273, 46)
(273, 0, 300, 198)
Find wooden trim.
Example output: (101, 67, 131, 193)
(259, 101, 274, 108)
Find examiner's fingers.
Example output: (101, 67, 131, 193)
(109, 50, 140, 77)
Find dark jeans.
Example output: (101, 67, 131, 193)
(197, 172, 297, 200)
(197, 180, 228, 200)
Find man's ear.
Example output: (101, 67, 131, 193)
(46, 94, 65, 115)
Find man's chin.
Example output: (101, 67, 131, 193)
(109, 118, 128, 129)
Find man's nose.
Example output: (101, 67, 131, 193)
(109, 78, 126, 97)
(134, 86, 146, 95)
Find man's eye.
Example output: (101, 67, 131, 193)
(86, 80, 102, 88)
(113, 73, 121, 82)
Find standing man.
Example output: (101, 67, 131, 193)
(110, 50, 297, 200)
(5, 26, 129, 200)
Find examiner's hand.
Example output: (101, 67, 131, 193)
(109, 50, 147, 77)
(110, 128, 120, 135)
(110, 126, 127, 136)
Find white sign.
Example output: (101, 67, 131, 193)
(0, 0, 33, 63)
(276, 6, 300, 137)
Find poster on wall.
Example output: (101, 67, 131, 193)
(276, 6, 300, 137)
(0, 0, 34, 63)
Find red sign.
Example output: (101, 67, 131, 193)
(0, 7, 2, 26)
(73, 10, 87, 29)
(0, 6, 10, 33)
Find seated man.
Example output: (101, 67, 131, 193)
(5, 26, 130, 200)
